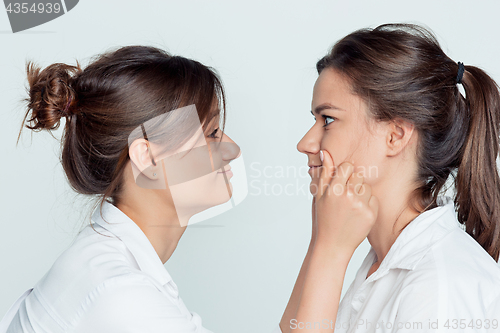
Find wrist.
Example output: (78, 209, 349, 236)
(314, 237, 354, 264)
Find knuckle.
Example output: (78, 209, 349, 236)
(339, 161, 353, 173)
(364, 209, 377, 224)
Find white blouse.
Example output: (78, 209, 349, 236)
(0, 200, 213, 333)
(276, 195, 500, 332)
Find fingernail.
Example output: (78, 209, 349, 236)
(319, 150, 324, 162)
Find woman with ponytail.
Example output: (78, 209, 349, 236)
(277, 23, 500, 332)
(0, 46, 241, 332)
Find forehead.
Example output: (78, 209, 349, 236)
(202, 110, 221, 132)
(206, 110, 220, 124)
(312, 68, 360, 111)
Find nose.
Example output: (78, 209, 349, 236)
(221, 132, 241, 161)
(297, 125, 321, 157)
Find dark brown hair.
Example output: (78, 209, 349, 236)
(19, 45, 226, 217)
(317, 23, 500, 261)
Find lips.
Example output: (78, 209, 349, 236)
(217, 165, 233, 177)
(217, 165, 232, 173)
(308, 165, 321, 176)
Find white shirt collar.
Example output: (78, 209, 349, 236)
(90, 200, 173, 287)
(368, 195, 459, 281)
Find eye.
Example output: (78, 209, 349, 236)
(208, 128, 219, 139)
(322, 115, 336, 127)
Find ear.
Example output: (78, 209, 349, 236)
(386, 118, 416, 157)
(129, 138, 159, 180)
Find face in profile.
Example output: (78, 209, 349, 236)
(128, 104, 242, 226)
(297, 67, 388, 196)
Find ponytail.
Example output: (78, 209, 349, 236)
(455, 65, 500, 262)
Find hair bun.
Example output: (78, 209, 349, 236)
(24, 62, 81, 131)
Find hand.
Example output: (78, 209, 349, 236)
(314, 149, 379, 256)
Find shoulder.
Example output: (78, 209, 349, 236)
(433, 227, 500, 287)
(40, 223, 137, 283)
(80, 274, 180, 317)
(71, 275, 204, 333)
(438, 228, 500, 315)
(34, 224, 143, 324)
(402, 227, 500, 316)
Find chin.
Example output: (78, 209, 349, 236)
(309, 179, 320, 197)
(212, 180, 233, 205)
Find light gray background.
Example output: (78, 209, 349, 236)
(1, 1, 500, 332)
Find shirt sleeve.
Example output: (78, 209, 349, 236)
(72, 280, 213, 333)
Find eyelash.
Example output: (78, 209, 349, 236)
(208, 128, 220, 139)
(313, 115, 336, 127)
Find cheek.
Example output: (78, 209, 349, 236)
(353, 156, 380, 184)
(320, 126, 358, 167)
(323, 121, 382, 182)
(351, 134, 385, 184)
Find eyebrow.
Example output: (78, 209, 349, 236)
(206, 110, 220, 124)
(311, 103, 345, 115)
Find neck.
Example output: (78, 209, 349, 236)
(117, 190, 186, 265)
(367, 176, 422, 265)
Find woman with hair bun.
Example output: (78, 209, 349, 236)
(276, 23, 500, 332)
(0, 46, 240, 332)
